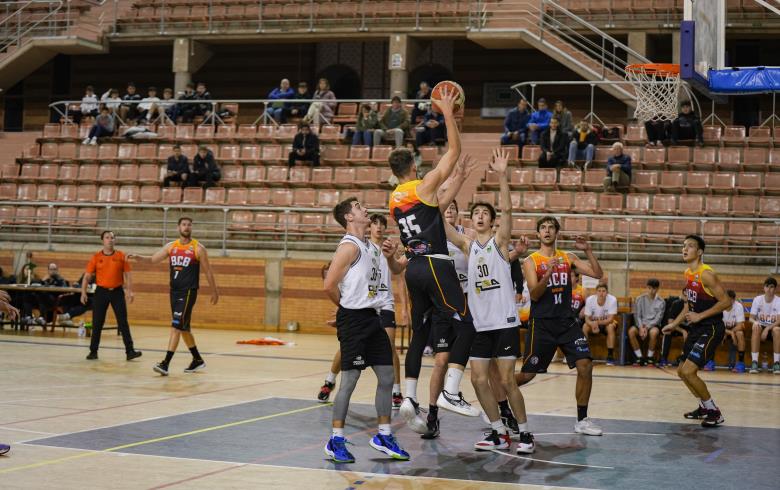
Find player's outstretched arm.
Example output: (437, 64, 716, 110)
(198, 244, 220, 305)
(128, 243, 172, 264)
(417, 87, 461, 202)
(492, 148, 513, 250)
(438, 154, 476, 213)
(568, 237, 603, 280)
(443, 216, 470, 255)
(685, 270, 729, 325)
(323, 242, 359, 306)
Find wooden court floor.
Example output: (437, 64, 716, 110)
(0, 325, 778, 489)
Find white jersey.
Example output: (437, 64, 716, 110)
(376, 251, 394, 312)
(722, 303, 745, 329)
(750, 295, 780, 328)
(467, 236, 519, 332)
(448, 224, 468, 292)
(584, 294, 618, 322)
(337, 235, 382, 310)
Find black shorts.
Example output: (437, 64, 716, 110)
(170, 288, 197, 331)
(405, 256, 468, 333)
(471, 326, 521, 360)
(753, 324, 775, 341)
(380, 309, 396, 329)
(682, 322, 725, 368)
(336, 307, 393, 371)
(590, 320, 618, 335)
(522, 316, 592, 372)
(431, 305, 474, 354)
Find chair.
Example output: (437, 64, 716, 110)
(322, 145, 349, 165)
(679, 195, 704, 215)
(274, 124, 298, 142)
(590, 218, 616, 241)
(702, 221, 726, 244)
(117, 143, 137, 163)
(742, 148, 769, 172)
(731, 195, 757, 216)
(300, 213, 325, 234)
(15, 183, 35, 201)
(161, 187, 182, 204)
(135, 143, 158, 164)
(615, 218, 643, 242)
(642, 147, 666, 170)
(14, 206, 37, 225)
(175, 124, 194, 140)
(221, 165, 244, 186)
(347, 145, 371, 165)
(97, 185, 119, 202)
(557, 169, 582, 191)
(501, 145, 519, 163)
(582, 170, 606, 192)
(737, 172, 762, 195)
(260, 144, 283, 164)
(685, 172, 710, 194)
(625, 193, 650, 214)
(532, 168, 558, 191)
(18, 163, 40, 182)
(722, 126, 746, 146)
(759, 197, 780, 217)
(666, 146, 691, 171)
(546, 191, 573, 212)
(754, 224, 778, 244)
(318, 125, 342, 142)
(726, 222, 754, 249)
(631, 170, 658, 193)
(98, 164, 120, 184)
(97, 143, 118, 163)
(0, 206, 14, 225)
(511, 217, 536, 238)
(215, 125, 236, 142)
(333, 168, 356, 188)
(137, 164, 160, 184)
(658, 171, 685, 194)
(363, 190, 388, 209)
(237, 124, 257, 141)
(692, 147, 717, 171)
(704, 196, 730, 216)
(181, 187, 202, 204)
(117, 185, 140, 203)
(247, 188, 270, 206)
(293, 188, 317, 207)
(288, 167, 311, 187)
(253, 212, 277, 232)
(219, 144, 240, 164)
(310, 167, 332, 188)
(509, 168, 533, 188)
(36, 184, 58, 201)
(226, 188, 248, 206)
(521, 191, 546, 212)
(53, 207, 79, 227)
(203, 187, 225, 205)
(573, 192, 598, 213)
(332, 103, 358, 124)
(58, 184, 78, 202)
(644, 219, 671, 243)
(764, 173, 780, 196)
(671, 220, 700, 240)
(702, 125, 722, 145)
(718, 148, 742, 171)
(238, 144, 261, 163)
(598, 193, 623, 214)
(270, 189, 294, 206)
(520, 145, 541, 165)
(747, 126, 772, 147)
(355, 167, 379, 188)
(651, 194, 677, 215)
(316, 189, 341, 208)
(419, 147, 440, 165)
(257, 125, 275, 142)
(139, 185, 161, 203)
(228, 210, 254, 231)
(562, 217, 588, 236)
(370, 145, 392, 164)
(623, 124, 646, 145)
(711, 172, 736, 194)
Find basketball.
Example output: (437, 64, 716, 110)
(431, 80, 465, 113)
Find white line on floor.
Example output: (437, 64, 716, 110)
(0, 426, 59, 436)
(489, 449, 615, 469)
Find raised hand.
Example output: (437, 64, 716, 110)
(432, 85, 456, 117)
(489, 147, 509, 174)
(455, 154, 478, 180)
(574, 235, 591, 252)
(512, 236, 529, 255)
(381, 238, 398, 258)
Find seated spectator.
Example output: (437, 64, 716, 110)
(73, 85, 99, 125)
(748, 276, 780, 374)
(136, 86, 161, 123)
(56, 273, 95, 326)
(159, 87, 177, 122)
(192, 145, 221, 188)
(415, 107, 446, 147)
(374, 96, 410, 148)
(286, 81, 310, 120)
(304, 78, 336, 124)
(567, 120, 599, 169)
(644, 117, 670, 146)
(266, 78, 295, 123)
(538, 117, 568, 168)
(353, 103, 379, 146)
(552, 99, 574, 137)
(194, 82, 213, 121)
(288, 122, 320, 168)
(527, 98, 552, 144)
(671, 101, 704, 146)
(660, 289, 690, 367)
(628, 278, 665, 366)
(177, 83, 198, 122)
(410, 81, 431, 123)
(722, 290, 746, 373)
(604, 142, 631, 192)
(119, 82, 142, 122)
(101, 88, 122, 114)
(22, 263, 68, 326)
(500, 99, 531, 148)
(163, 144, 190, 187)
(583, 283, 619, 365)
(82, 107, 115, 145)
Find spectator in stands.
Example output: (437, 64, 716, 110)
(266, 78, 295, 123)
(288, 122, 320, 168)
(604, 142, 631, 192)
(177, 83, 198, 122)
(567, 120, 599, 170)
(192, 145, 221, 188)
(136, 86, 161, 123)
(628, 278, 665, 366)
(163, 145, 190, 187)
(286, 81, 310, 120)
(374, 96, 410, 148)
(583, 283, 619, 365)
(411, 81, 431, 123)
(671, 101, 704, 146)
(102, 88, 122, 114)
(500, 99, 531, 149)
(537, 117, 568, 168)
(74, 85, 99, 125)
(527, 98, 552, 144)
(660, 288, 690, 367)
(56, 272, 94, 327)
(119, 82, 142, 122)
(722, 290, 746, 373)
(159, 87, 177, 122)
(748, 276, 780, 374)
(644, 118, 670, 147)
(304, 78, 336, 124)
(22, 263, 68, 327)
(194, 82, 213, 121)
(415, 106, 446, 147)
(552, 99, 574, 137)
(82, 107, 115, 145)
(352, 103, 379, 146)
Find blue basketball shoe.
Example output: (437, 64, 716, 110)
(369, 433, 410, 460)
(324, 435, 355, 463)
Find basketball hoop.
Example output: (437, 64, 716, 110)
(626, 63, 682, 123)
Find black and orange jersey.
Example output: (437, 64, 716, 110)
(528, 250, 574, 319)
(571, 284, 585, 314)
(684, 263, 720, 326)
(168, 238, 200, 290)
(389, 180, 448, 257)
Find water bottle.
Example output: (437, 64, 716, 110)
(761, 353, 769, 371)
(77, 321, 86, 337)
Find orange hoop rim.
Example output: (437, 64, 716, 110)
(626, 63, 680, 77)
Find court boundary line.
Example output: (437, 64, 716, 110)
(488, 449, 615, 470)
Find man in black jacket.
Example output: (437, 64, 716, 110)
(288, 123, 320, 168)
(671, 101, 704, 145)
(537, 117, 569, 168)
(163, 145, 190, 187)
(285, 81, 311, 120)
(193, 146, 221, 188)
(177, 83, 198, 123)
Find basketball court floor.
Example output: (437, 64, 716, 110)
(1, 326, 778, 489)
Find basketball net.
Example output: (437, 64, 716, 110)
(625, 64, 682, 123)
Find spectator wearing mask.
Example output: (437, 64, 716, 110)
(119, 82, 142, 122)
(552, 100, 574, 137)
(500, 99, 531, 148)
(286, 81, 311, 120)
(604, 142, 631, 192)
(163, 145, 190, 187)
(629, 278, 666, 366)
(526, 98, 552, 144)
(537, 117, 568, 168)
(288, 122, 320, 168)
(192, 145, 221, 188)
(194, 82, 213, 121)
(177, 83, 198, 122)
(304, 78, 336, 124)
(353, 103, 379, 146)
(567, 120, 599, 169)
(410, 81, 432, 123)
(415, 107, 446, 147)
(82, 107, 115, 145)
(101, 88, 122, 114)
(266, 78, 295, 123)
(74, 85, 99, 125)
(374, 96, 410, 148)
(137, 86, 161, 123)
(671, 101, 704, 146)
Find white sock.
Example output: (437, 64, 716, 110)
(443, 367, 464, 395)
(774, 353, 780, 363)
(647, 349, 654, 357)
(325, 372, 337, 384)
(392, 383, 400, 394)
(702, 398, 716, 410)
(634, 349, 642, 358)
(405, 379, 418, 401)
(752, 352, 759, 362)
(517, 422, 529, 432)
(378, 424, 392, 436)
(332, 427, 344, 438)
(490, 419, 506, 434)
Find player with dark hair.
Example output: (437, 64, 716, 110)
(129, 217, 219, 375)
(748, 276, 780, 374)
(663, 235, 729, 427)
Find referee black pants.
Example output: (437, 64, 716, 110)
(89, 286, 135, 354)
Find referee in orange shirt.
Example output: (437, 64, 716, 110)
(82, 230, 142, 361)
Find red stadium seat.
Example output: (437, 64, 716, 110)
(731, 195, 757, 216)
(642, 147, 666, 170)
(562, 217, 588, 236)
(718, 148, 741, 172)
(590, 217, 616, 241)
(737, 172, 762, 195)
(625, 193, 650, 215)
(37, 184, 58, 201)
(666, 147, 691, 171)
(118, 185, 140, 203)
(363, 190, 388, 209)
(473, 191, 496, 208)
(644, 219, 671, 243)
(704, 196, 730, 216)
(247, 188, 270, 206)
(651, 194, 677, 215)
(764, 173, 780, 196)
(509, 168, 533, 188)
(139, 185, 161, 203)
(288, 167, 311, 187)
(270, 189, 293, 206)
(692, 147, 717, 171)
(293, 188, 317, 208)
(582, 170, 605, 192)
(711, 172, 736, 194)
(760, 197, 780, 217)
(557, 169, 582, 191)
(702, 125, 722, 145)
(317, 189, 341, 208)
(671, 220, 700, 240)
(228, 210, 254, 231)
(742, 148, 769, 172)
(573, 192, 598, 213)
(547, 191, 573, 212)
(521, 191, 546, 212)
(679, 195, 704, 215)
(685, 172, 710, 194)
(161, 187, 182, 204)
(97, 185, 119, 203)
(226, 188, 248, 206)
(182, 187, 203, 204)
(659, 171, 685, 194)
(631, 171, 658, 193)
(747, 126, 772, 147)
(347, 145, 371, 165)
(722, 126, 746, 146)
(615, 218, 643, 242)
(532, 168, 557, 191)
(598, 193, 623, 214)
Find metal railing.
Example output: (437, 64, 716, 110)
(1, 0, 65, 53)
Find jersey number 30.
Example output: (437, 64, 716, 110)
(398, 215, 422, 238)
